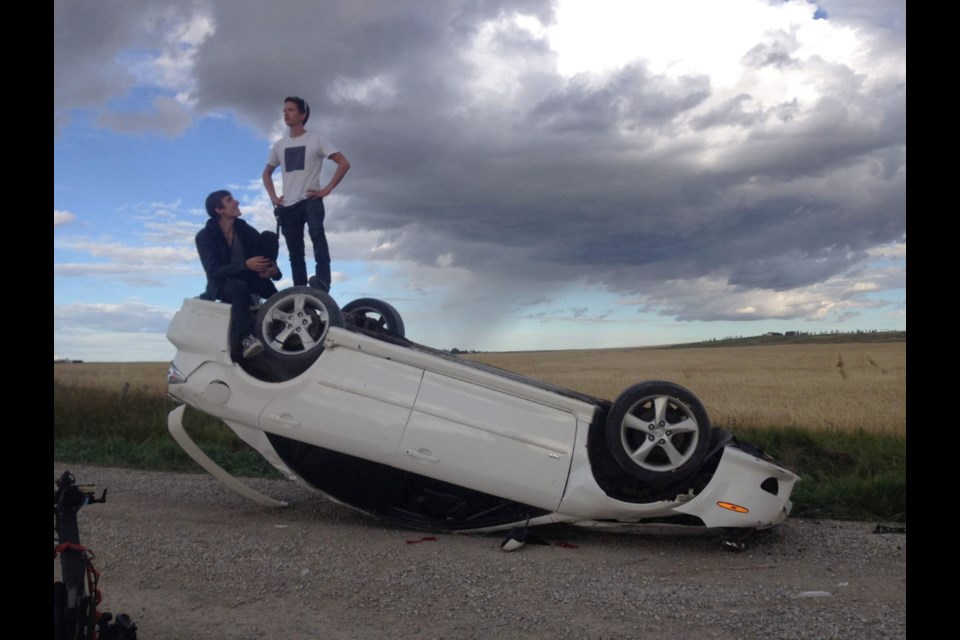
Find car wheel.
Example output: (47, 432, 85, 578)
(605, 381, 712, 484)
(343, 298, 405, 337)
(254, 287, 345, 375)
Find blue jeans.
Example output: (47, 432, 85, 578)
(277, 198, 330, 287)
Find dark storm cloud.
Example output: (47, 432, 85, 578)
(56, 0, 905, 323)
(690, 94, 761, 130)
(55, 0, 142, 130)
(189, 0, 556, 131)
(54, 0, 201, 134)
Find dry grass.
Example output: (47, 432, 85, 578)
(466, 341, 906, 434)
(54, 340, 905, 434)
(54, 362, 170, 397)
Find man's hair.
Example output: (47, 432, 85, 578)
(284, 96, 310, 124)
(205, 190, 232, 218)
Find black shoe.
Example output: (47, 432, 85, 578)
(308, 276, 330, 292)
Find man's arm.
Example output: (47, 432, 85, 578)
(308, 152, 351, 199)
(258, 262, 281, 279)
(237, 221, 281, 279)
(196, 230, 246, 281)
(262, 163, 283, 206)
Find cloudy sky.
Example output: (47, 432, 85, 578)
(54, 0, 906, 362)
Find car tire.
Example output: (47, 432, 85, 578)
(254, 286, 345, 377)
(605, 381, 712, 484)
(343, 298, 405, 337)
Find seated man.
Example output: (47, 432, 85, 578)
(197, 190, 282, 359)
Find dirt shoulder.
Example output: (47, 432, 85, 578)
(55, 464, 906, 640)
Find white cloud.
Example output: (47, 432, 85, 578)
(56, 241, 197, 265)
(54, 0, 906, 357)
(55, 198, 206, 282)
(867, 240, 906, 260)
(95, 95, 193, 137)
(54, 210, 77, 228)
(633, 262, 903, 323)
(54, 262, 195, 278)
(54, 300, 176, 333)
(54, 328, 176, 363)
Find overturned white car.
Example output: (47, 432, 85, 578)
(166, 287, 798, 548)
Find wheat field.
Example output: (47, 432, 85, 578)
(54, 362, 172, 396)
(468, 342, 905, 433)
(54, 340, 905, 433)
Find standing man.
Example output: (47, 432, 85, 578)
(262, 96, 350, 292)
(196, 190, 282, 359)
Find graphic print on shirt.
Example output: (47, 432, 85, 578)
(285, 146, 306, 172)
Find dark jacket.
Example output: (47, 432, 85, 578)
(196, 217, 279, 300)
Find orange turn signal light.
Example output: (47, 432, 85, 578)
(717, 501, 749, 513)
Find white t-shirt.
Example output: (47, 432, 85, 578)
(267, 130, 339, 206)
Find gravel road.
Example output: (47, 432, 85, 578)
(54, 464, 906, 640)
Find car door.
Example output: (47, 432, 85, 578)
(259, 346, 423, 466)
(396, 371, 577, 512)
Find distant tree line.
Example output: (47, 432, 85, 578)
(446, 347, 481, 355)
(703, 329, 902, 343)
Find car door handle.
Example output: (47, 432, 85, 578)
(266, 413, 301, 428)
(405, 448, 439, 463)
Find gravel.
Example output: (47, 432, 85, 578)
(54, 464, 906, 639)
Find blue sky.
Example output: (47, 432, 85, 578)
(54, 0, 906, 362)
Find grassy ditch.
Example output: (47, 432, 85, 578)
(734, 426, 905, 522)
(53, 381, 282, 479)
(53, 380, 905, 523)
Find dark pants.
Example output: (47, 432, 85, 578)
(216, 231, 280, 358)
(220, 279, 258, 357)
(277, 198, 330, 287)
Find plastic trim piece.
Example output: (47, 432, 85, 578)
(167, 404, 288, 508)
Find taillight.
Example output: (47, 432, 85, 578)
(167, 362, 186, 385)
